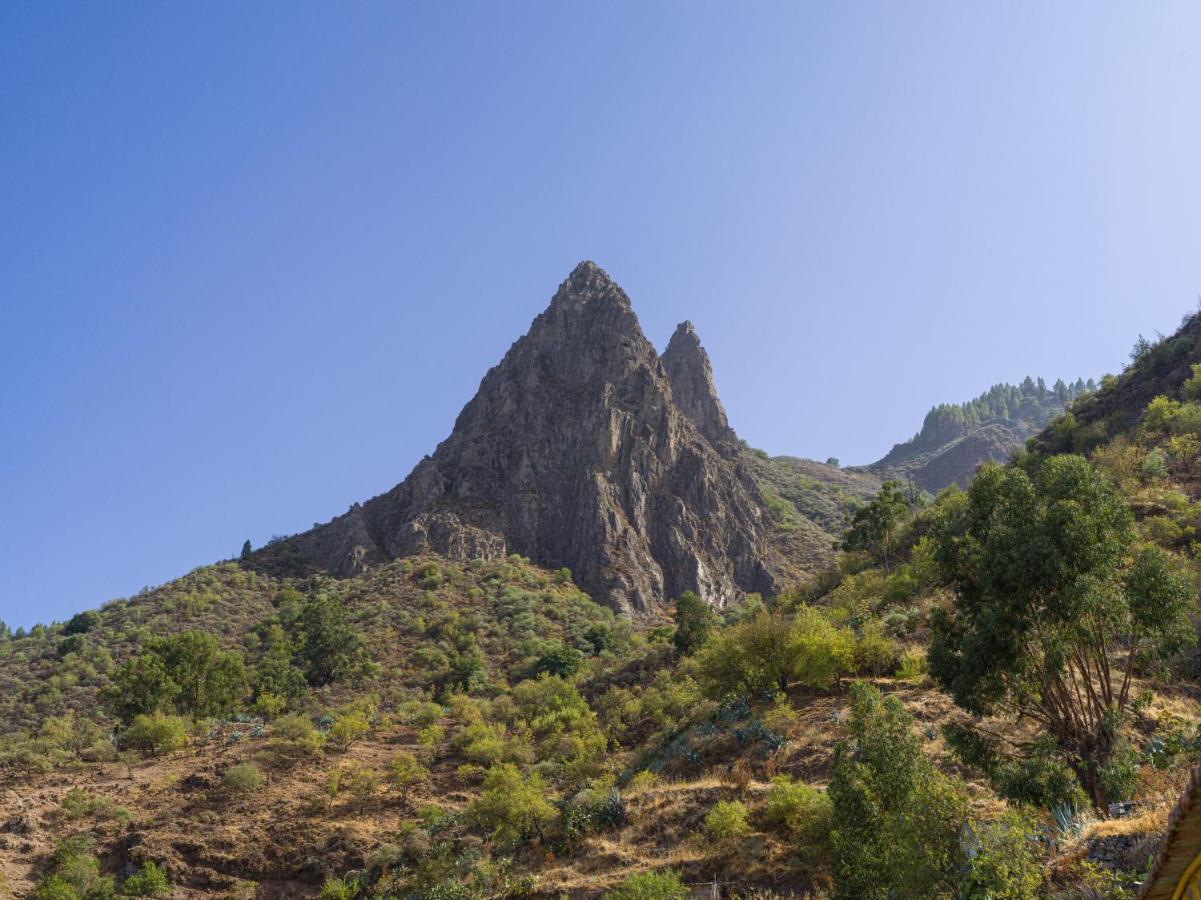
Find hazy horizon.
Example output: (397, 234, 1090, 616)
(4, 2, 1201, 627)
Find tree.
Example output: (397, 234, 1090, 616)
(106, 631, 248, 722)
(930, 457, 1192, 810)
(240, 539, 253, 561)
(62, 610, 101, 636)
(253, 624, 309, 707)
(829, 683, 967, 900)
(297, 593, 374, 686)
(468, 763, 556, 845)
(533, 641, 582, 678)
(692, 607, 854, 698)
(842, 481, 909, 569)
(153, 631, 248, 718)
(672, 591, 714, 654)
(385, 751, 428, 803)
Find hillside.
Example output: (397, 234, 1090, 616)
(862, 377, 1093, 492)
(6, 283, 1201, 898)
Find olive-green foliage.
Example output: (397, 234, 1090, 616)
(223, 762, 267, 794)
(672, 591, 714, 654)
(106, 630, 247, 722)
(692, 607, 854, 698)
(318, 876, 360, 900)
(843, 481, 910, 569)
(704, 799, 750, 843)
(532, 641, 583, 678)
(396, 700, 443, 728)
(605, 869, 687, 900)
(931, 456, 1192, 809)
(961, 812, 1043, 900)
(943, 726, 1086, 812)
(268, 713, 325, 758)
(59, 788, 130, 824)
(120, 861, 169, 897)
(121, 712, 188, 757)
(252, 623, 308, 707)
(829, 683, 968, 900)
(468, 762, 556, 845)
(34, 836, 114, 900)
(511, 675, 606, 774)
(385, 751, 428, 801)
(63, 611, 101, 636)
(295, 593, 376, 687)
(762, 775, 832, 853)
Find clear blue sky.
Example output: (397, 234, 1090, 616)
(3, 3, 1200, 628)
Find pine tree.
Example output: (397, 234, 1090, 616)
(240, 540, 253, 561)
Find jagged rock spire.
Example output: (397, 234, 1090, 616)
(280, 262, 775, 615)
(662, 320, 738, 454)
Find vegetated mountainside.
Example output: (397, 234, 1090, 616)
(862, 377, 1094, 492)
(255, 262, 856, 616)
(741, 450, 882, 576)
(8, 277, 1201, 898)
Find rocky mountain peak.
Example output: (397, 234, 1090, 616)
(662, 319, 738, 453)
(275, 263, 778, 615)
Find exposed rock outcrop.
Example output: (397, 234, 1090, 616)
(274, 262, 777, 614)
(662, 320, 739, 455)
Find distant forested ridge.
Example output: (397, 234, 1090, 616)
(863, 376, 1094, 492)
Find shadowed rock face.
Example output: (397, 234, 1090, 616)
(282, 261, 776, 615)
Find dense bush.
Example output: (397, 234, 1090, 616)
(468, 763, 556, 846)
(762, 775, 832, 850)
(120, 861, 169, 897)
(121, 712, 188, 757)
(704, 799, 750, 843)
(223, 762, 267, 794)
(106, 630, 247, 722)
(691, 607, 854, 698)
(961, 812, 1042, 900)
(829, 683, 967, 900)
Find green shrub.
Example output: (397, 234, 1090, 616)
(121, 712, 187, 757)
(704, 799, 750, 843)
(396, 700, 443, 728)
(961, 812, 1042, 899)
(673, 591, 715, 654)
(1141, 449, 1170, 480)
(328, 711, 371, 751)
(605, 869, 687, 900)
(762, 775, 832, 850)
(121, 861, 169, 897)
(693, 606, 855, 698)
(223, 762, 267, 794)
(533, 641, 583, 678)
(895, 648, 927, 682)
(385, 751, 428, 802)
(318, 876, 359, 900)
(851, 620, 899, 676)
(35, 836, 114, 899)
(468, 763, 556, 845)
(829, 683, 968, 900)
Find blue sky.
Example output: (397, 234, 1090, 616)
(3, 2, 1201, 627)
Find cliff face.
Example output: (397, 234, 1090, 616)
(281, 262, 776, 615)
(661, 320, 739, 454)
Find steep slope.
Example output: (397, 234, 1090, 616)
(1031, 310, 1201, 456)
(265, 262, 777, 614)
(863, 377, 1092, 491)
